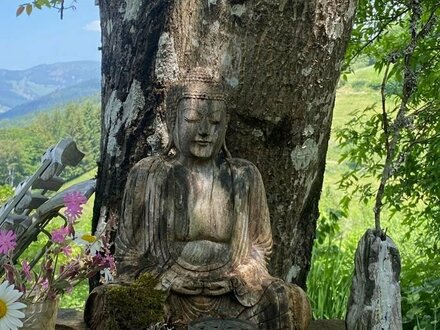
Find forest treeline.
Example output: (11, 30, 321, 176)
(0, 98, 100, 186)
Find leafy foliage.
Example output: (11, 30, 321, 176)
(401, 259, 440, 329)
(341, 0, 440, 228)
(0, 186, 14, 204)
(14, 170, 97, 309)
(337, 0, 440, 328)
(0, 99, 100, 186)
(16, 0, 77, 19)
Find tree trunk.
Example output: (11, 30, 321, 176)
(94, 0, 356, 288)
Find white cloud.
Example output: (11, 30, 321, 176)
(84, 20, 101, 32)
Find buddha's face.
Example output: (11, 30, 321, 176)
(175, 98, 227, 160)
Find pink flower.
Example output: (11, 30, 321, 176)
(51, 226, 70, 244)
(3, 263, 16, 284)
(102, 254, 116, 271)
(22, 260, 32, 281)
(40, 278, 49, 290)
(66, 286, 73, 295)
(61, 245, 72, 257)
(64, 192, 87, 222)
(61, 260, 81, 280)
(0, 230, 17, 255)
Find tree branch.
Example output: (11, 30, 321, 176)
(372, 0, 428, 237)
(345, 8, 410, 68)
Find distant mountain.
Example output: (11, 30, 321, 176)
(0, 79, 100, 120)
(0, 61, 100, 115)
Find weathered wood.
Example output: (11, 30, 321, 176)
(86, 71, 311, 330)
(95, 0, 357, 289)
(346, 229, 402, 330)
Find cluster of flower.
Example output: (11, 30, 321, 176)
(0, 191, 116, 329)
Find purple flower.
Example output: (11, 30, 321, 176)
(61, 246, 72, 257)
(40, 278, 49, 290)
(3, 263, 16, 284)
(61, 260, 81, 280)
(0, 230, 17, 255)
(102, 254, 116, 271)
(64, 192, 87, 222)
(22, 260, 32, 281)
(51, 226, 70, 244)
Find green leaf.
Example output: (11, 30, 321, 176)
(36, 0, 52, 8)
(26, 4, 33, 16)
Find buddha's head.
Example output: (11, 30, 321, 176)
(166, 68, 230, 161)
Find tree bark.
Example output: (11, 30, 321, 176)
(94, 0, 357, 288)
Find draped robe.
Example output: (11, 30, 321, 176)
(115, 155, 275, 307)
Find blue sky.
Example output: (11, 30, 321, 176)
(0, 1, 101, 70)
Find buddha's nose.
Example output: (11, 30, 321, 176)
(198, 117, 210, 136)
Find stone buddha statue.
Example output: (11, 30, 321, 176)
(111, 68, 311, 329)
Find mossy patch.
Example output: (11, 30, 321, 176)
(105, 273, 166, 329)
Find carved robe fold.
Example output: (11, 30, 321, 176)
(115, 155, 274, 307)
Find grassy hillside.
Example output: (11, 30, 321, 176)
(325, 65, 383, 233)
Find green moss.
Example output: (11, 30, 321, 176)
(105, 273, 166, 329)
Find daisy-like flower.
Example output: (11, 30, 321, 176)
(0, 230, 17, 255)
(64, 192, 87, 222)
(73, 233, 103, 255)
(0, 281, 26, 330)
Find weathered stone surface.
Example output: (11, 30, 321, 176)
(346, 229, 402, 330)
